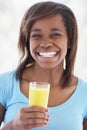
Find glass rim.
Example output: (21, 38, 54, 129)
(29, 81, 50, 85)
(29, 81, 50, 88)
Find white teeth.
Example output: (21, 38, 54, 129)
(39, 52, 57, 57)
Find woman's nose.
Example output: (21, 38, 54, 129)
(40, 38, 53, 48)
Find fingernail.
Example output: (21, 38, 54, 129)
(45, 119, 48, 124)
(46, 118, 48, 122)
(45, 108, 48, 112)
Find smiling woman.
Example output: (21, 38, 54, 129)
(0, 1, 87, 130)
(29, 15, 68, 69)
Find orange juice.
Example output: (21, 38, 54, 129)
(29, 82, 50, 108)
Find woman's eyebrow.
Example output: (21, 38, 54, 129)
(51, 28, 63, 32)
(31, 29, 41, 32)
(31, 28, 63, 32)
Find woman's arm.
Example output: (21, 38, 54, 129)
(0, 104, 5, 126)
(83, 118, 87, 130)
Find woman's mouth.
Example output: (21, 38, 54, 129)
(37, 51, 58, 58)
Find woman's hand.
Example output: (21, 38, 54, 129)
(12, 106, 49, 130)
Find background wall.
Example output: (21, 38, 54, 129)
(0, 0, 87, 80)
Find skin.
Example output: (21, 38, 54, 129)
(30, 15, 68, 70)
(83, 118, 87, 130)
(22, 15, 78, 105)
(0, 14, 87, 130)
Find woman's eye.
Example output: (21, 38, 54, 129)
(31, 34, 41, 39)
(51, 33, 61, 38)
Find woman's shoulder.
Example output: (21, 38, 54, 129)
(0, 70, 16, 80)
(78, 77, 87, 85)
(77, 77, 87, 92)
(0, 70, 18, 89)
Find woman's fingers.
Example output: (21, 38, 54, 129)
(20, 106, 49, 125)
(21, 111, 48, 119)
(24, 122, 48, 130)
(22, 117, 49, 125)
(21, 106, 48, 113)
(20, 106, 49, 120)
(14, 106, 49, 129)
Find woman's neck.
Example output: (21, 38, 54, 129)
(23, 63, 64, 87)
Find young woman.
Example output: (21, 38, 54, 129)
(0, 1, 87, 130)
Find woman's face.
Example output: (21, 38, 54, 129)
(29, 14, 68, 69)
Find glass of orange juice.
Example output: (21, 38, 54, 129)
(29, 82, 50, 108)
